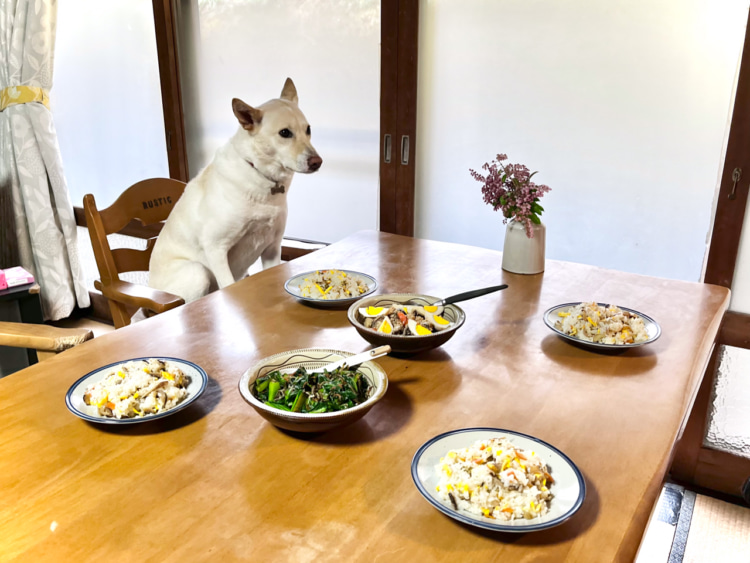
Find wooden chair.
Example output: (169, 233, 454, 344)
(0, 321, 93, 364)
(83, 178, 186, 329)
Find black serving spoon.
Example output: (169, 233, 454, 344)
(412, 283, 509, 308)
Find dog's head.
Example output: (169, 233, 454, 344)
(231, 78, 322, 176)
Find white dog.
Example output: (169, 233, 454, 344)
(149, 78, 322, 303)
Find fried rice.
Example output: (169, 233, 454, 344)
(554, 301, 649, 344)
(436, 437, 554, 521)
(298, 269, 370, 300)
(83, 359, 190, 419)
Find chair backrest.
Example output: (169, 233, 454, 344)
(83, 178, 186, 285)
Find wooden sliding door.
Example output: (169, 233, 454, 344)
(380, 0, 418, 236)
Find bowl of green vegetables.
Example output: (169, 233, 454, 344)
(238, 348, 389, 432)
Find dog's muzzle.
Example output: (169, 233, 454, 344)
(307, 155, 323, 172)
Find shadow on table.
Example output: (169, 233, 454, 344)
(382, 348, 463, 404)
(281, 301, 352, 328)
(387, 347, 455, 361)
(385, 468, 600, 552)
(275, 379, 414, 445)
(540, 335, 658, 376)
(86, 375, 223, 435)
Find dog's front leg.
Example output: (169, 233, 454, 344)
(261, 243, 282, 269)
(206, 251, 236, 289)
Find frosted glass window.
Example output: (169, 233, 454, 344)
(178, 0, 380, 243)
(704, 345, 750, 459)
(54, 0, 169, 210)
(416, 0, 749, 282)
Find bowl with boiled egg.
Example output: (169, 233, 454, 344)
(347, 293, 466, 354)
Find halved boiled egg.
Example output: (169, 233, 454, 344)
(422, 304, 444, 316)
(424, 312, 452, 331)
(407, 319, 433, 336)
(359, 305, 386, 318)
(376, 316, 394, 334)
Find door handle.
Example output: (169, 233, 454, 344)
(401, 135, 410, 165)
(729, 167, 742, 200)
(383, 134, 391, 164)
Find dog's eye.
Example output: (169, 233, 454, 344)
(279, 128, 293, 138)
(306, 125, 311, 136)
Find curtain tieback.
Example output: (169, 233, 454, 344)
(0, 86, 50, 111)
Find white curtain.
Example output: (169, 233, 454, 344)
(0, 0, 89, 320)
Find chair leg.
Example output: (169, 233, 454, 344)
(109, 301, 132, 329)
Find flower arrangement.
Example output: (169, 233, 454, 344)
(470, 153, 551, 238)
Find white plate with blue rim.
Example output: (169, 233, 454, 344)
(284, 269, 378, 308)
(65, 357, 208, 424)
(543, 302, 661, 351)
(411, 427, 586, 532)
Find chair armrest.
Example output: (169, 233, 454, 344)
(0, 322, 94, 352)
(96, 280, 185, 314)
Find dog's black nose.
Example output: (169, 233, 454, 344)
(308, 155, 323, 172)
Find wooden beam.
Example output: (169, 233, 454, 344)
(693, 447, 750, 499)
(152, 0, 190, 182)
(719, 310, 750, 349)
(280, 247, 316, 262)
(704, 9, 750, 287)
(671, 346, 719, 483)
(379, 0, 399, 234)
(395, 0, 419, 237)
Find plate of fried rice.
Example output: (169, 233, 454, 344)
(411, 428, 586, 532)
(284, 269, 377, 308)
(65, 357, 208, 424)
(543, 301, 661, 350)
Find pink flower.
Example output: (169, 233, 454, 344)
(470, 154, 550, 238)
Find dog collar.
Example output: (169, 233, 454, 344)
(245, 160, 285, 195)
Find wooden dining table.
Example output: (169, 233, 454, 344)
(0, 230, 729, 562)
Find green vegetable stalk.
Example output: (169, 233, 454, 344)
(252, 366, 372, 414)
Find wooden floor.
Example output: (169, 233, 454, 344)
(44, 316, 750, 562)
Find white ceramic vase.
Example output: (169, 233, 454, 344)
(501, 218, 546, 274)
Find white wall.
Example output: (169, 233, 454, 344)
(416, 0, 748, 282)
(54, 0, 169, 210)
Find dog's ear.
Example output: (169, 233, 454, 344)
(232, 98, 263, 131)
(280, 78, 298, 104)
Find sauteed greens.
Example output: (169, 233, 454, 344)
(252, 366, 372, 413)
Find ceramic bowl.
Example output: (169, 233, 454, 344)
(238, 348, 388, 433)
(347, 293, 466, 354)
